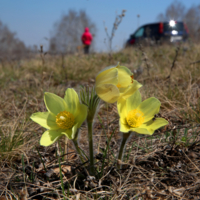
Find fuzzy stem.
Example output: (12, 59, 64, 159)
(117, 132, 131, 169)
(87, 120, 95, 175)
(64, 136, 68, 161)
(72, 138, 85, 164)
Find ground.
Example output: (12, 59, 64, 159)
(0, 43, 200, 199)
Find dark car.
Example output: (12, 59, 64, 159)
(126, 20, 189, 47)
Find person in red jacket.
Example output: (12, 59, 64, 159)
(81, 27, 93, 54)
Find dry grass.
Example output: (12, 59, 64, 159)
(0, 43, 200, 199)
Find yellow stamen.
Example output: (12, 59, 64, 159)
(56, 111, 75, 129)
(126, 109, 144, 128)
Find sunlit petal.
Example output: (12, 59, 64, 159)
(64, 88, 79, 115)
(137, 97, 161, 122)
(119, 120, 130, 133)
(30, 112, 58, 130)
(40, 130, 62, 146)
(140, 118, 168, 134)
(126, 90, 142, 112)
(117, 65, 133, 88)
(95, 84, 120, 103)
(131, 127, 152, 135)
(96, 66, 118, 85)
(74, 104, 88, 128)
(44, 92, 67, 115)
(119, 80, 142, 100)
(71, 123, 79, 139)
(117, 98, 127, 121)
(61, 129, 73, 139)
(61, 123, 79, 139)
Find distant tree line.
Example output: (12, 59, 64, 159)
(0, 9, 96, 60)
(157, 0, 200, 42)
(0, 20, 28, 59)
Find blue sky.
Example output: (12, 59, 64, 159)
(0, 0, 199, 52)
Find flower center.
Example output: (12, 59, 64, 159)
(56, 111, 75, 129)
(126, 109, 144, 128)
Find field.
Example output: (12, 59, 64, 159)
(1, 43, 200, 200)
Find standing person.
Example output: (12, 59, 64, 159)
(81, 27, 93, 54)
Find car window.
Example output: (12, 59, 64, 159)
(145, 26, 151, 37)
(145, 25, 159, 36)
(134, 27, 144, 37)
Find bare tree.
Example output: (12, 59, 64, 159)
(165, 0, 185, 21)
(184, 6, 200, 41)
(49, 10, 96, 54)
(0, 20, 27, 59)
(156, 13, 165, 22)
(157, 0, 186, 21)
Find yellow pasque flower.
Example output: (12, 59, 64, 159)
(30, 88, 87, 146)
(117, 90, 168, 134)
(95, 63, 142, 103)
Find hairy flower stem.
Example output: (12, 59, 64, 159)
(68, 129, 85, 164)
(117, 132, 131, 169)
(72, 138, 85, 164)
(64, 136, 68, 161)
(87, 120, 95, 175)
(79, 87, 100, 175)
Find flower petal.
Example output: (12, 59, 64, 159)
(117, 65, 133, 88)
(64, 88, 79, 115)
(61, 129, 73, 139)
(119, 120, 131, 133)
(30, 112, 58, 130)
(96, 65, 115, 77)
(96, 66, 118, 86)
(61, 123, 79, 140)
(40, 130, 62, 146)
(71, 123, 79, 139)
(95, 84, 120, 103)
(140, 118, 169, 134)
(118, 65, 133, 76)
(117, 99, 127, 122)
(119, 80, 142, 100)
(44, 92, 67, 115)
(131, 127, 152, 135)
(74, 104, 88, 128)
(137, 97, 161, 122)
(126, 90, 142, 113)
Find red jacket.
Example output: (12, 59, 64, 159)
(81, 27, 93, 45)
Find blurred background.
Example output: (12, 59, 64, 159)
(0, 0, 200, 58)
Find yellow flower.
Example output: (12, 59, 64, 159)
(30, 88, 87, 146)
(95, 63, 142, 103)
(117, 90, 168, 134)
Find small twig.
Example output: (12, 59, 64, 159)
(190, 60, 200, 65)
(139, 44, 151, 76)
(166, 47, 180, 80)
(39, 45, 47, 67)
(103, 10, 126, 54)
(182, 150, 200, 172)
(121, 166, 134, 188)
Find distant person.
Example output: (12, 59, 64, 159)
(81, 27, 93, 54)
